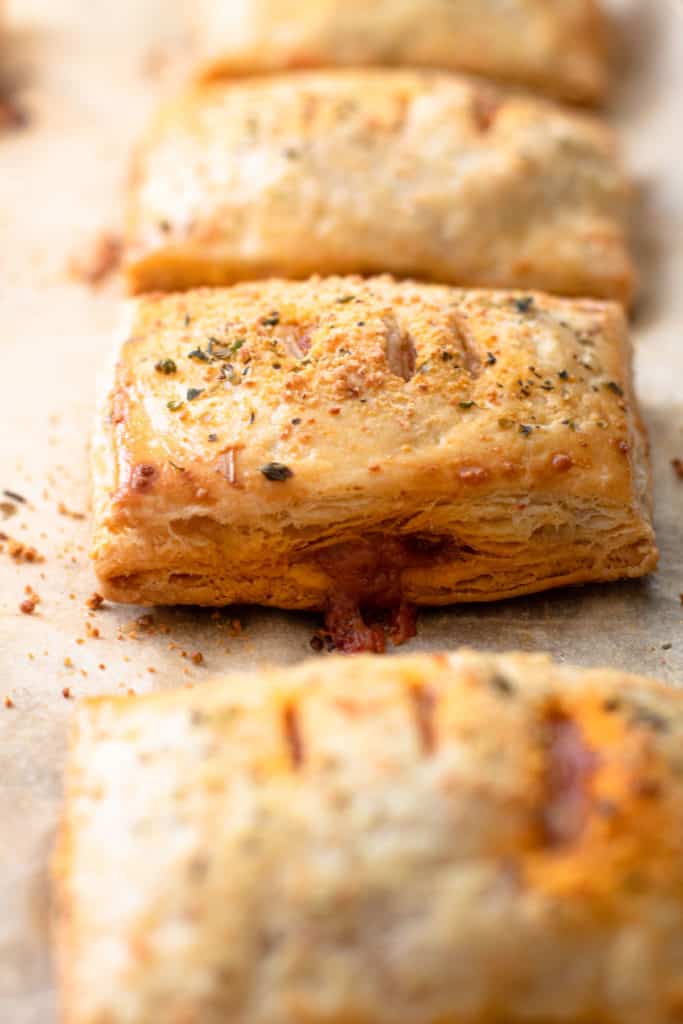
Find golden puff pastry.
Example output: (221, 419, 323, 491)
(91, 277, 656, 648)
(193, 0, 608, 104)
(125, 71, 634, 304)
(54, 649, 683, 1024)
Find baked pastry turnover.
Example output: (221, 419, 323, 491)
(193, 0, 608, 104)
(91, 277, 656, 648)
(125, 71, 634, 303)
(54, 650, 683, 1024)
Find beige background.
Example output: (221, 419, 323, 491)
(0, 1, 682, 1020)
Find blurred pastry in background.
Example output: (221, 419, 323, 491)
(126, 71, 633, 301)
(193, 0, 607, 104)
(54, 649, 683, 1024)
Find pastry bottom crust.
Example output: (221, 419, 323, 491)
(125, 246, 633, 305)
(98, 533, 657, 609)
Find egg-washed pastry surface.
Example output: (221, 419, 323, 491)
(54, 649, 683, 1024)
(92, 277, 656, 649)
(193, 0, 607, 104)
(125, 71, 634, 303)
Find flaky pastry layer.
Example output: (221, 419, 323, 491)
(54, 650, 683, 1024)
(125, 71, 634, 302)
(91, 277, 656, 611)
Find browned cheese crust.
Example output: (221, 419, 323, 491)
(125, 71, 634, 302)
(54, 650, 683, 1024)
(91, 277, 657, 611)
(193, 0, 608, 104)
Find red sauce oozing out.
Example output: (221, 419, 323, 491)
(324, 594, 387, 654)
(316, 535, 458, 653)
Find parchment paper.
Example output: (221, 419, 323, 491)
(0, 1, 682, 1020)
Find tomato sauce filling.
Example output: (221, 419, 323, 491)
(315, 534, 462, 653)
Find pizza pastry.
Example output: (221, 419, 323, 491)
(54, 649, 683, 1024)
(91, 277, 656, 648)
(193, 0, 608, 104)
(125, 71, 634, 303)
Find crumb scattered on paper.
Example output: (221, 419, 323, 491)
(3, 489, 27, 504)
(58, 501, 86, 520)
(1, 535, 45, 563)
(69, 231, 122, 286)
(0, 92, 28, 131)
(141, 46, 170, 79)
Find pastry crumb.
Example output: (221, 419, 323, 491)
(2, 535, 44, 563)
(140, 46, 171, 79)
(62, 687, 72, 699)
(58, 501, 87, 520)
(0, 94, 28, 131)
(19, 595, 38, 615)
(3, 489, 27, 504)
(69, 231, 122, 286)
(190, 651, 204, 666)
(86, 592, 105, 611)
(4, 696, 14, 709)
(672, 458, 683, 480)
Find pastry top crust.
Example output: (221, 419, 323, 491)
(95, 277, 648, 538)
(54, 650, 683, 1024)
(125, 71, 633, 302)
(193, 0, 608, 104)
